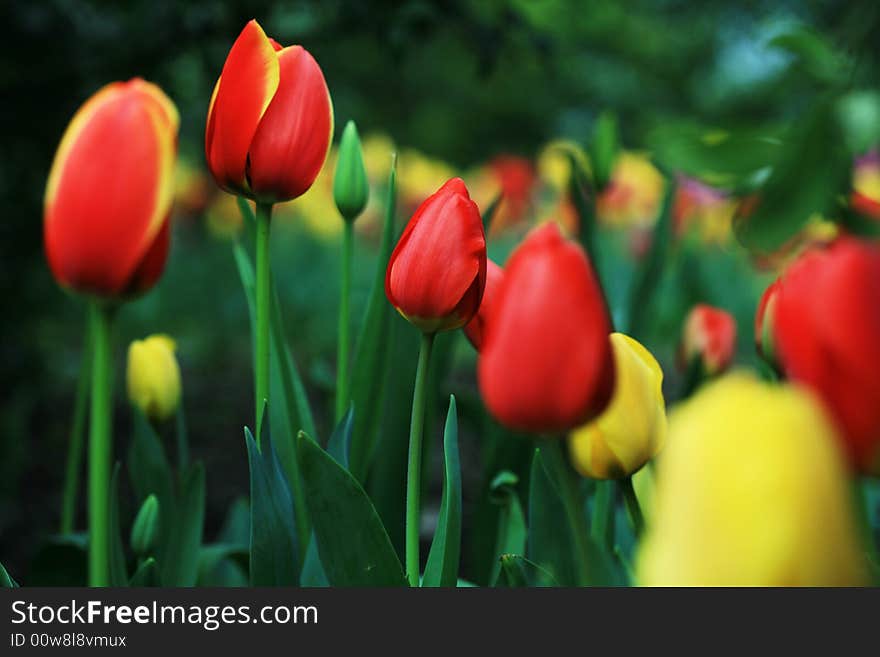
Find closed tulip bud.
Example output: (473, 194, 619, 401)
(333, 120, 368, 221)
(130, 494, 160, 557)
(754, 278, 779, 367)
(637, 373, 868, 586)
(681, 304, 736, 374)
(568, 333, 665, 479)
(385, 178, 487, 333)
(44, 79, 178, 298)
(205, 19, 333, 203)
(773, 237, 880, 474)
(478, 222, 615, 433)
(127, 334, 182, 422)
(463, 259, 503, 350)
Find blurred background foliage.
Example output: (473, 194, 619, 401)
(2, 0, 879, 581)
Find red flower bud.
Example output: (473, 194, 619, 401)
(477, 223, 615, 433)
(385, 178, 487, 333)
(773, 237, 880, 474)
(682, 304, 736, 374)
(44, 79, 179, 298)
(755, 279, 780, 365)
(463, 259, 503, 350)
(205, 20, 333, 203)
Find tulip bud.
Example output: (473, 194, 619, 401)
(754, 279, 779, 367)
(205, 20, 333, 203)
(44, 79, 178, 298)
(130, 494, 160, 557)
(127, 334, 182, 422)
(385, 178, 487, 333)
(773, 237, 880, 474)
(681, 304, 736, 375)
(333, 120, 369, 221)
(463, 260, 503, 350)
(568, 333, 665, 479)
(637, 373, 868, 586)
(478, 222, 615, 433)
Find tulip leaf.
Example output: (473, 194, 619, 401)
(498, 555, 560, 588)
(246, 417, 299, 586)
(348, 155, 397, 481)
(299, 535, 330, 587)
(108, 463, 128, 587)
(566, 150, 598, 264)
(160, 462, 205, 586)
(734, 101, 850, 253)
(488, 471, 527, 586)
(326, 405, 354, 470)
(527, 450, 578, 586)
(0, 561, 18, 587)
(297, 431, 407, 586)
(422, 395, 462, 587)
(590, 111, 619, 191)
(481, 191, 503, 232)
(129, 557, 159, 587)
(197, 544, 249, 586)
(128, 411, 174, 550)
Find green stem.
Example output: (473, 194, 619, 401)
(590, 480, 615, 551)
(540, 441, 593, 586)
(619, 475, 644, 537)
(405, 332, 435, 586)
(254, 201, 273, 444)
(60, 313, 92, 534)
(88, 302, 114, 587)
(335, 220, 354, 422)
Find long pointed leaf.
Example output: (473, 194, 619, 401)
(422, 395, 462, 587)
(160, 462, 205, 586)
(488, 471, 526, 586)
(297, 431, 407, 586)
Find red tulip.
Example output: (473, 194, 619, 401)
(773, 237, 880, 474)
(205, 19, 333, 203)
(385, 178, 487, 333)
(44, 78, 179, 298)
(681, 304, 736, 374)
(755, 278, 780, 365)
(463, 259, 503, 350)
(478, 222, 615, 433)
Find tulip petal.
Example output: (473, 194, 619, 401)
(44, 80, 177, 296)
(205, 19, 280, 195)
(247, 45, 333, 202)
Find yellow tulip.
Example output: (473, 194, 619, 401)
(568, 333, 666, 479)
(126, 334, 182, 422)
(637, 373, 869, 586)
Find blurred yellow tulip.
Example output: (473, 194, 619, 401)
(127, 334, 181, 423)
(595, 152, 664, 229)
(568, 333, 666, 479)
(637, 373, 869, 586)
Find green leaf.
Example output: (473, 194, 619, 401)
(590, 111, 619, 191)
(770, 27, 848, 85)
(488, 471, 527, 586)
(498, 555, 560, 588)
(326, 406, 354, 469)
(481, 191, 503, 232)
(0, 561, 19, 587)
(160, 462, 205, 586)
(299, 535, 329, 587)
(128, 411, 174, 532)
(348, 155, 397, 481)
(422, 395, 462, 587)
(108, 463, 128, 587)
(527, 450, 578, 586)
(246, 419, 299, 586)
(197, 544, 249, 586)
(129, 557, 159, 587)
(297, 431, 407, 586)
(734, 101, 849, 253)
(566, 150, 598, 264)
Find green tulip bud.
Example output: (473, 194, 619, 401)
(333, 120, 369, 221)
(130, 494, 160, 557)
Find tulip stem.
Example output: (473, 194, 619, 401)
(619, 475, 644, 537)
(60, 312, 92, 534)
(88, 302, 115, 587)
(405, 331, 435, 586)
(540, 441, 593, 586)
(335, 220, 354, 422)
(254, 201, 273, 445)
(590, 480, 616, 551)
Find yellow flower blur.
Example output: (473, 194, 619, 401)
(637, 373, 868, 586)
(568, 333, 666, 479)
(127, 334, 182, 423)
(595, 152, 664, 229)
